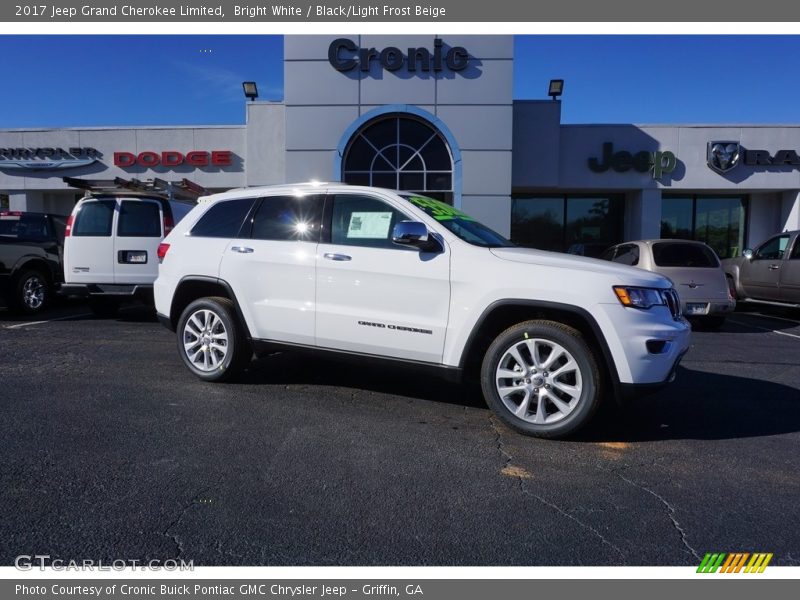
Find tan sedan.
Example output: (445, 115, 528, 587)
(600, 239, 736, 329)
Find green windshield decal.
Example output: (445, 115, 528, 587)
(407, 195, 475, 222)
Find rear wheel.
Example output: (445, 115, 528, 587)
(481, 320, 602, 438)
(177, 297, 251, 382)
(726, 275, 738, 301)
(88, 297, 120, 318)
(11, 269, 50, 315)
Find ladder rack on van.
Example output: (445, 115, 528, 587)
(62, 176, 207, 202)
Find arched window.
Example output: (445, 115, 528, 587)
(342, 115, 454, 204)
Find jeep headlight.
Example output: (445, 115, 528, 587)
(613, 286, 667, 309)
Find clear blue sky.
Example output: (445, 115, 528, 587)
(1, 35, 798, 128)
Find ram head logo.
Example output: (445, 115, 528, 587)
(707, 141, 741, 174)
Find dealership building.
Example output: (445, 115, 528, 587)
(2, 35, 800, 259)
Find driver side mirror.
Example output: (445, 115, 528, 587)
(392, 221, 440, 252)
(742, 248, 754, 260)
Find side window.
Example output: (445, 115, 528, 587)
(251, 195, 324, 242)
(73, 200, 116, 237)
(612, 244, 639, 266)
(191, 198, 255, 238)
(755, 235, 790, 260)
(118, 201, 162, 237)
(330, 194, 409, 250)
(790, 237, 800, 259)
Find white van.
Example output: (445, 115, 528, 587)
(62, 192, 193, 316)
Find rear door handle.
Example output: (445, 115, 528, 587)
(768, 264, 780, 270)
(323, 253, 352, 261)
(231, 246, 254, 254)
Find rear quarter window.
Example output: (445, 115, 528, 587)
(190, 198, 256, 238)
(72, 200, 116, 237)
(652, 242, 719, 268)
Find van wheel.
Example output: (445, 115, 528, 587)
(88, 297, 120, 318)
(12, 269, 50, 315)
(177, 297, 250, 382)
(481, 320, 601, 439)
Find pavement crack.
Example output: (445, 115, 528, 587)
(488, 415, 626, 563)
(161, 485, 215, 559)
(612, 471, 700, 561)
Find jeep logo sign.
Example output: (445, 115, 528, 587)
(328, 38, 469, 73)
(588, 142, 677, 180)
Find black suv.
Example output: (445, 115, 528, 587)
(0, 211, 66, 315)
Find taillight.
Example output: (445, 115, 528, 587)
(65, 214, 74, 237)
(163, 213, 174, 235)
(157, 243, 170, 263)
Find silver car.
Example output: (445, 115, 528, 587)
(600, 239, 735, 329)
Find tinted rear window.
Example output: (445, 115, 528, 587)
(73, 200, 116, 237)
(652, 242, 719, 268)
(118, 201, 162, 237)
(191, 198, 255, 238)
(0, 214, 51, 241)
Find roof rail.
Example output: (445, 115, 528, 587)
(62, 176, 207, 202)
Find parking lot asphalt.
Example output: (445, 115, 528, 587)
(1, 301, 799, 566)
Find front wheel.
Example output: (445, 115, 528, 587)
(481, 320, 602, 438)
(177, 297, 251, 382)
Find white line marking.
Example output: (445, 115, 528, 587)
(729, 318, 800, 340)
(4, 313, 93, 329)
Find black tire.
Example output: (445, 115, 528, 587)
(10, 269, 51, 315)
(176, 296, 250, 382)
(88, 297, 120, 318)
(481, 320, 602, 439)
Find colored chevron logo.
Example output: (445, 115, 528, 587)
(697, 552, 773, 573)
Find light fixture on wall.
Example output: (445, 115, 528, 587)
(242, 81, 259, 101)
(548, 79, 564, 101)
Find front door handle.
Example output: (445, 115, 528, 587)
(768, 264, 780, 270)
(323, 253, 352, 261)
(231, 246, 254, 254)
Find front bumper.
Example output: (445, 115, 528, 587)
(593, 302, 692, 386)
(618, 347, 688, 401)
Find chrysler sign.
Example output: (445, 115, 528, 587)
(0, 147, 99, 171)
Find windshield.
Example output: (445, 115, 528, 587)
(400, 194, 514, 248)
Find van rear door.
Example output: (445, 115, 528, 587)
(114, 198, 164, 285)
(65, 199, 117, 284)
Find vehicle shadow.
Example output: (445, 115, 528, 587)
(238, 350, 487, 410)
(238, 354, 800, 440)
(731, 303, 800, 325)
(579, 365, 800, 442)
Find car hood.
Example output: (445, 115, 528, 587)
(490, 247, 671, 288)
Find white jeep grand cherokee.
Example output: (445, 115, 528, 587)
(155, 184, 690, 438)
